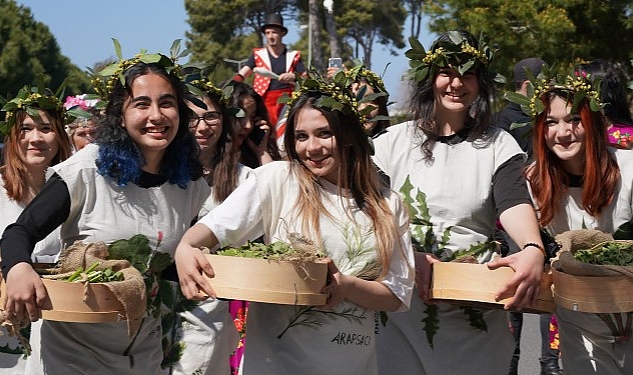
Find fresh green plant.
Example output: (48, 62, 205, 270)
(64, 262, 124, 283)
(573, 241, 633, 266)
(217, 241, 324, 262)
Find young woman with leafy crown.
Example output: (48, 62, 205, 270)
(168, 70, 256, 375)
(0, 83, 74, 372)
(174, 71, 414, 375)
(371, 30, 547, 374)
(342, 63, 392, 137)
(512, 70, 633, 374)
(0, 42, 210, 374)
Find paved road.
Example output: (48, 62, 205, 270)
(516, 312, 563, 375)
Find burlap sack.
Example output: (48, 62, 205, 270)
(551, 229, 633, 279)
(41, 240, 146, 338)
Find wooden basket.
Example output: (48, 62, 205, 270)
(430, 262, 555, 313)
(40, 279, 126, 323)
(552, 268, 633, 313)
(0, 274, 126, 323)
(204, 254, 328, 305)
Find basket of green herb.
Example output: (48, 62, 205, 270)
(203, 241, 328, 305)
(551, 230, 633, 313)
(42, 262, 126, 323)
(34, 240, 146, 327)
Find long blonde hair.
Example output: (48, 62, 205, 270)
(284, 94, 399, 279)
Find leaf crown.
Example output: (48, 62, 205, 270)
(279, 69, 384, 124)
(344, 63, 388, 98)
(182, 69, 245, 118)
(0, 80, 91, 136)
(504, 64, 602, 129)
(90, 39, 191, 103)
(406, 30, 496, 83)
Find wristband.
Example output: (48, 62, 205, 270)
(523, 242, 546, 258)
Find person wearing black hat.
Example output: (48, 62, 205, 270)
(494, 57, 563, 375)
(234, 13, 306, 137)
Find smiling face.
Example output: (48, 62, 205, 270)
(433, 67, 479, 114)
(544, 95, 586, 175)
(293, 107, 339, 185)
(18, 110, 61, 171)
(187, 96, 222, 153)
(71, 120, 95, 151)
(122, 72, 179, 171)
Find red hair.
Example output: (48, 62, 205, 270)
(528, 91, 619, 226)
(1, 109, 72, 203)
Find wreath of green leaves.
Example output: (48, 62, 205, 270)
(504, 64, 602, 130)
(183, 68, 245, 119)
(90, 39, 192, 103)
(0, 80, 91, 136)
(344, 63, 388, 98)
(405, 31, 504, 84)
(279, 69, 385, 124)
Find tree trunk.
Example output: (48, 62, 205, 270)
(308, 0, 324, 72)
(324, 8, 339, 58)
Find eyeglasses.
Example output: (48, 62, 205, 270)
(189, 111, 222, 128)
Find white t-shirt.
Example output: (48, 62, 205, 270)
(198, 161, 414, 375)
(372, 122, 523, 375)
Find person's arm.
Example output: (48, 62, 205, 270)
(233, 54, 256, 82)
(486, 155, 545, 310)
(1, 173, 70, 276)
(490, 204, 545, 309)
(235, 65, 253, 82)
(174, 223, 219, 300)
(176, 175, 265, 299)
(0, 172, 71, 323)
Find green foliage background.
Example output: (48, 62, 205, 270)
(0, 0, 92, 99)
(422, 0, 633, 89)
(1, 0, 632, 130)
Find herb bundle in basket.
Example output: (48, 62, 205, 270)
(552, 229, 633, 278)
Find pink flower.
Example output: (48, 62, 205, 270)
(63, 94, 100, 110)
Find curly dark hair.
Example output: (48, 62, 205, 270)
(94, 62, 202, 187)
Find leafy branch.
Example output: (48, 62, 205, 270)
(277, 306, 366, 339)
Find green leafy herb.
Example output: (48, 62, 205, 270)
(217, 241, 323, 262)
(63, 262, 124, 283)
(573, 241, 633, 266)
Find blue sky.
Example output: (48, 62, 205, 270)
(17, 0, 435, 108)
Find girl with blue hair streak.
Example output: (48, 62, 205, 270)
(0, 58, 210, 374)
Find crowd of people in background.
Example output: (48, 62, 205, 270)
(1, 11, 633, 375)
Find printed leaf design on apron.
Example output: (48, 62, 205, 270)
(276, 223, 376, 338)
(399, 175, 490, 347)
(277, 305, 366, 339)
(336, 222, 380, 281)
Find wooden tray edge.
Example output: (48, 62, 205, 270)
(213, 286, 327, 306)
(41, 309, 126, 323)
